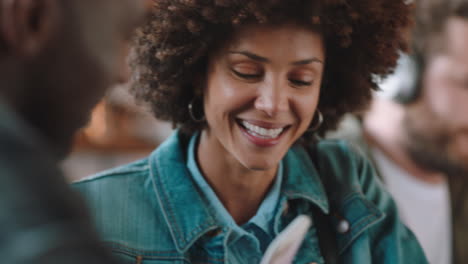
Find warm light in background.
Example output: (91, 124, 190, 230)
(62, 85, 173, 181)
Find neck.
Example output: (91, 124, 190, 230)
(363, 98, 445, 185)
(197, 130, 278, 224)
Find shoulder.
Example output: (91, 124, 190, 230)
(313, 138, 368, 171)
(308, 139, 382, 196)
(73, 158, 150, 186)
(72, 157, 153, 215)
(72, 130, 190, 209)
(70, 132, 190, 250)
(73, 130, 188, 192)
(72, 156, 178, 252)
(299, 140, 427, 262)
(73, 158, 152, 201)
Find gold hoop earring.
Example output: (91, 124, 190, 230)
(188, 98, 205, 122)
(307, 109, 323, 132)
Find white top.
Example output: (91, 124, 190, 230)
(372, 147, 452, 264)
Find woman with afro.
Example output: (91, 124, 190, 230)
(74, 0, 428, 263)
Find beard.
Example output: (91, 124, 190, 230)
(402, 111, 468, 178)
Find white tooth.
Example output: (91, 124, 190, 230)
(243, 121, 253, 131)
(241, 120, 284, 138)
(255, 126, 261, 134)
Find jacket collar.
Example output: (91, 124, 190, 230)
(149, 131, 329, 252)
(149, 131, 220, 253)
(282, 144, 330, 214)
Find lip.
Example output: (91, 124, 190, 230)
(236, 119, 289, 147)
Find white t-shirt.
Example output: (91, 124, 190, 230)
(372, 147, 452, 264)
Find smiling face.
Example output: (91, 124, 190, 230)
(200, 23, 325, 171)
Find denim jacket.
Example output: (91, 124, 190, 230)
(328, 115, 468, 264)
(73, 131, 427, 264)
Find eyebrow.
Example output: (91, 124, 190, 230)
(229, 51, 269, 62)
(228, 50, 323, 65)
(291, 58, 323, 65)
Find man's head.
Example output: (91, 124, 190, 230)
(0, 0, 150, 157)
(402, 0, 468, 176)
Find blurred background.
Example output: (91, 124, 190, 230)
(61, 84, 173, 182)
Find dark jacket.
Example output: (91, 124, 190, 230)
(0, 101, 118, 264)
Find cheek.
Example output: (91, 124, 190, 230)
(423, 58, 468, 122)
(204, 73, 254, 116)
(424, 77, 468, 126)
(295, 91, 320, 127)
(422, 63, 454, 121)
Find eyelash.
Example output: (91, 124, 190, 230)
(232, 69, 262, 79)
(232, 69, 313, 87)
(290, 79, 313, 87)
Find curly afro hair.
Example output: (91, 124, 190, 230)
(131, 0, 411, 140)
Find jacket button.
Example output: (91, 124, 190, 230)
(337, 219, 350, 234)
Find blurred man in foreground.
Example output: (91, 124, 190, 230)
(330, 1, 468, 263)
(0, 0, 150, 262)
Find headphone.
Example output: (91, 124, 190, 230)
(391, 52, 425, 104)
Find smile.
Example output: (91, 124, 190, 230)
(241, 120, 285, 139)
(237, 119, 290, 147)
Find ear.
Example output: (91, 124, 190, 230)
(1, 0, 59, 56)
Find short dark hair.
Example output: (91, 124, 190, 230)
(131, 0, 411, 139)
(412, 0, 468, 58)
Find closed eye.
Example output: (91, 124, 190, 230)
(231, 69, 262, 79)
(289, 79, 313, 87)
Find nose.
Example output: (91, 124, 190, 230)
(254, 81, 289, 117)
